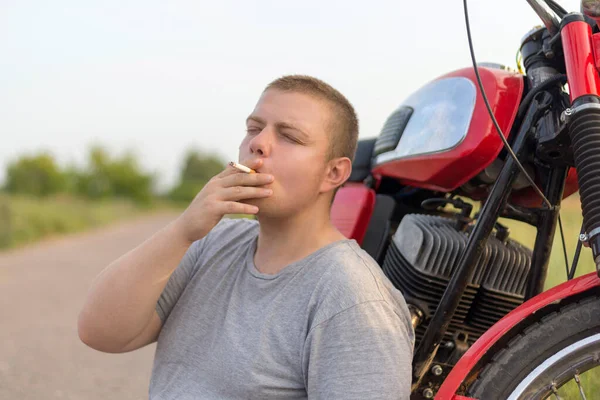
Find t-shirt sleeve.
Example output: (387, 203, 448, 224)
(154, 217, 245, 324)
(303, 300, 413, 400)
(155, 238, 203, 324)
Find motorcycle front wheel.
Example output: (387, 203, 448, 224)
(467, 296, 600, 399)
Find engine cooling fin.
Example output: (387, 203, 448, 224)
(382, 214, 532, 345)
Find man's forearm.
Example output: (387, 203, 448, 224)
(77, 218, 193, 352)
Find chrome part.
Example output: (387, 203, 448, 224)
(408, 304, 424, 329)
(571, 103, 600, 114)
(580, 233, 589, 242)
(422, 388, 434, 399)
(562, 104, 600, 124)
(373, 77, 476, 166)
(586, 226, 600, 239)
(526, 0, 562, 35)
(507, 333, 600, 399)
(431, 365, 443, 376)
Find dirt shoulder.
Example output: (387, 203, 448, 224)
(0, 212, 179, 400)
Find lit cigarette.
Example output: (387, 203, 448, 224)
(229, 161, 255, 174)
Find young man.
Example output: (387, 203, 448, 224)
(78, 75, 414, 399)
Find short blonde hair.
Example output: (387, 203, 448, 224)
(265, 75, 359, 161)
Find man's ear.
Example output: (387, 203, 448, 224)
(320, 157, 352, 193)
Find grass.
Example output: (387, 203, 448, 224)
(556, 369, 598, 399)
(491, 194, 600, 398)
(435, 194, 598, 397)
(0, 191, 597, 396)
(498, 194, 596, 290)
(0, 193, 175, 251)
(1, 191, 593, 284)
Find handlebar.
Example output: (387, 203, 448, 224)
(528, 0, 600, 35)
(526, 0, 562, 34)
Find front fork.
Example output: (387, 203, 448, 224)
(561, 14, 600, 274)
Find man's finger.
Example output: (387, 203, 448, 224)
(220, 172, 274, 188)
(218, 186, 273, 202)
(218, 201, 259, 215)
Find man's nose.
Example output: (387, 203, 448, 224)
(248, 129, 272, 157)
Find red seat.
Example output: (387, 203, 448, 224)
(331, 183, 376, 245)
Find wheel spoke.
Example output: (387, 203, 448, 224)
(574, 373, 587, 400)
(551, 384, 562, 400)
(505, 333, 600, 400)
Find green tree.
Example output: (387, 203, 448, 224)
(5, 152, 66, 196)
(76, 146, 155, 204)
(181, 150, 225, 183)
(169, 149, 225, 202)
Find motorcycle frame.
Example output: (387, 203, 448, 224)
(412, 78, 561, 383)
(429, 12, 600, 400)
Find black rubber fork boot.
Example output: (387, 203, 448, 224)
(568, 103, 600, 273)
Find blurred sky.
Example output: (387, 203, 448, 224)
(0, 0, 581, 191)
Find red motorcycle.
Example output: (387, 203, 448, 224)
(330, 0, 600, 398)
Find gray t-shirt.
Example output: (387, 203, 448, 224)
(150, 218, 414, 399)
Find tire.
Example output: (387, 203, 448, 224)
(467, 296, 600, 399)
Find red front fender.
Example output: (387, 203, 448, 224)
(435, 272, 600, 400)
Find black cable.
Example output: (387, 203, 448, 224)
(546, 0, 568, 17)
(558, 214, 569, 278)
(568, 224, 585, 280)
(463, 0, 553, 209)
(515, 74, 567, 123)
(546, 0, 568, 18)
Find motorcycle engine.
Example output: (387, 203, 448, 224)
(382, 213, 532, 349)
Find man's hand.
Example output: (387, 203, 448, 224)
(174, 158, 273, 244)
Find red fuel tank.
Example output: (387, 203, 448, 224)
(371, 66, 524, 192)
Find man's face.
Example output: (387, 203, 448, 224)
(239, 89, 333, 217)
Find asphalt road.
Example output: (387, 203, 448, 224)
(0, 212, 179, 400)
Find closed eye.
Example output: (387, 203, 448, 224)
(280, 132, 303, 144)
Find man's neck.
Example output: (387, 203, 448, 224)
(254, 205, 347, 275)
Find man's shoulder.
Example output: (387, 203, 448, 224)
(309, 240, 409, 323)
(317, 240, 385, 294)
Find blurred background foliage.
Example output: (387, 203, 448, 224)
(0, 145, 226, 250)
(0, 145, 595, 296)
